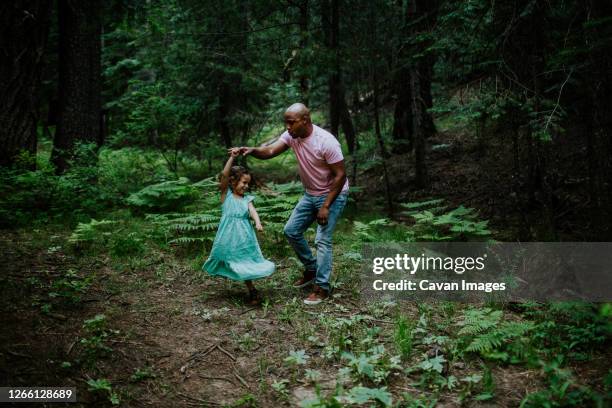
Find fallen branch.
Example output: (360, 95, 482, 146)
(233, 372, 250, 389)
(198, 375, 235, 384)
(216, 345, 236, 361)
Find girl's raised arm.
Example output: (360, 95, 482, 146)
(220, 149, 240, 203)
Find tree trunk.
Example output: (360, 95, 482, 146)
(373, 77, 393, 215)
(326, 0, 356, 151)
(586, 0, 612, 238)
(393, 0, 437, 155)
(338, 85, 356, 153)
(52, 0, 102, 173)
(0, 1, 52, 168)
(218, 81, 232, 148)
(322, 0, 340, 137)
(406, 0, 438, 187)
(391, 86, 413, 154)
(420, 53, 436, 138)
(410, 68, 428, 188)
(298, 0, 309, 105)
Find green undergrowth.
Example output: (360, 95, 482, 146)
(2, 154, 610, 407)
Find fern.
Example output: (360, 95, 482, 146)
(126, 177, 198, 211)
(69, 219, 118, 246)
(401, 199, 492, 241)
(457, 308, 534, 361)
(168, 236, 213, 244)
(353, 219, 391, 242)
(457, 308, 503, 336)
(401, 198, 445, 210)
(150, 181, 301, 250)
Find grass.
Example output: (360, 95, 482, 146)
(1, 146, 610, 407)
(2, 216, 610, 406)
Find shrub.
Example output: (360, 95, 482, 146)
(126, 177, 198, 212)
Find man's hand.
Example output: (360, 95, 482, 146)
(238, 147, 254, 156)
(317, 206, 329, 225)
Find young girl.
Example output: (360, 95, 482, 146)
(202, 149, 275, 304)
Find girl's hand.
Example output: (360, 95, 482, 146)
(238, 147, 254, 156)
(256, 223, 264, 232)
(228, 147, 241, 157)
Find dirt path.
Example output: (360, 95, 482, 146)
(0, 229, 340, 407)
(1, 231, 241, 406)
(2, 229, 609, 408)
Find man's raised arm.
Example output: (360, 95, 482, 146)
(231, 139, 289, 160)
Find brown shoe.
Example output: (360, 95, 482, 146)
(292, 269, 315, 288)
(303, 285, 328, 305)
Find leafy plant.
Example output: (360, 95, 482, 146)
(456, 308, 534, 362)
(68, 219, 118, 247)
(87, 378, 120, 405)
(110, 231, 145, 257)
(353, 218, 391, 242)
(79, 314, 116, 364)
(304, 369, 322, 384)
(520, 357, 603, 407)
(149, 211, 220, 246)
(401, 199, 492, 241)
(48, 269, 93, 305)
(130, 367, 156, 383)
(417, 354, 446, 374)
(285, 350, 310, 366)
(271, 379, 290, 398)
(394, 315, 414, 360)
(126, 177, 198, 211)
(342, 386, 393, 407)
(341, 344, 401, 384)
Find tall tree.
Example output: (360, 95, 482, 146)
(0, 1, 52, 167)
(51, 0, 102, 173)
(408, 0, 439, 187)
(322, 0, 356, 152)
(392, 0, 437, 155)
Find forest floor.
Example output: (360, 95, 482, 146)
(1, 121, 610, 407)
(1, 219, 609, 407)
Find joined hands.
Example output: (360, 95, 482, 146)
(227, 147, 253, 157)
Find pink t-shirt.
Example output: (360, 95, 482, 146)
(280, 125, 350, 196)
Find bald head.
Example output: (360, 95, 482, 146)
(285, 103, 310, 119)
(284, 103, 313, 138)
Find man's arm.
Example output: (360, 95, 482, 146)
(235, 139, 289, 160)
(317, 160, 347, 225)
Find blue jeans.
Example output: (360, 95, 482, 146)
(283, 192, 348, 291)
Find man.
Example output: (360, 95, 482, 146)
(234, 103, 349, 305)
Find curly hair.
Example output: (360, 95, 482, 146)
(228, 165, 250, 187)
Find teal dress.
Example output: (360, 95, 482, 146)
(202, 190, 275, 281)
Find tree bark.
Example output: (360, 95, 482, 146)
(394, 0, 437, 155)
(391, 85, 413, 154)
(52, 0, 102, 173)
(218, 81, 232, 148)
(324, 0, 356, 150)
(298, 0, 309, 105)
(585, 0, 612, 238)
(0, 1, 52, 168)
(407, 0, 439, 187)
(411, 68, 428, 188)
(323, 0, 340, 137)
